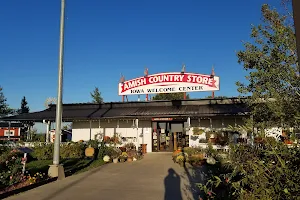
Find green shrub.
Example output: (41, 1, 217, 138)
(199, 139, 300, 199)
(60, 143, 85, 159)
(98, 141, 108, 159)
(30, 143, 53, 160)
(87, 140, 100, 149)
(0, 149, 24, 189)
(183, 147, 204, 156)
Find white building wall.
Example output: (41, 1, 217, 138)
(72, 119, 152, 152)
(72, 117, 249, 151)
(187, 117, 246, 147)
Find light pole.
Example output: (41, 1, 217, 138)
(48, 0, 66, 179)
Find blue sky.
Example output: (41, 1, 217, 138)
(0, 0, 281, 112)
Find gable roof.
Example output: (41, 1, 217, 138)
(0, 97, 250, 122)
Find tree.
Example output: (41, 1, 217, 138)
(205, 95, 228, 99)
(236, 3, 298, 128)
(18, 96, 29, 114)
(152, 93, 190, 100)
(44, 97, 57, 108)
(0, 86, 13, 116)
(17, 96, 34, 141)
(90, 87, 103, 103)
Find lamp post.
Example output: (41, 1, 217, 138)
(292, 0, 300, 62)
(48, 0, 66, 179)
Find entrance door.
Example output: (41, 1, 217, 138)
(152, 121, 189, 152)
(152, 122, 174, 152)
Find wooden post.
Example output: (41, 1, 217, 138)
(211, 66, 215, 98)
(120, 74, 125, 102)
(174, 132, 177, 151)
(144, 68, 149, 101)
(181, 64, 186, 100)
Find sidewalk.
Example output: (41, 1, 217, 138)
(5, 153, 201, 200)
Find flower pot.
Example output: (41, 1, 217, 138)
(127, 157, 133, 162)
(209, 138, 216, 144)
(113, 158, 119, 163)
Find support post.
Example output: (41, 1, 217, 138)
(211, 66, 215, 98)
(89, 120, 92, 141)
(181, 64, 187, 100)
(8, 121, 11, 141)
(135, 119, 139, 151)
(46, 121, 51, 143)
(48, 0, 65, 180)
(174, 132, 177, 151)
(144, 68, 149, 101)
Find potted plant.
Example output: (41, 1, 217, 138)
(206, 131, 216, 144)
(124, 142, 136, 151)
(126, 149, 136, 162)
(111, 133, 122, 146)
(111, 148, 122, 163)
(119, 152, 128, 162)
(193, 127, 204, 135)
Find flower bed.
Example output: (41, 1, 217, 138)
(172, 147, 207, 167)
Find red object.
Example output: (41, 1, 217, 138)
(0, 127, 21, 140)
(119, 72, 218, 94)
(103, 136, 110, 142)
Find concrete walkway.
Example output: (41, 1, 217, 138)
(6, 153, 202, 200)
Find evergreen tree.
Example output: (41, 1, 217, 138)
(18, 96, 29, 114)
(18, 96, 34, 141)
(0, 86, 13, 116)
(90, 87, 104, 103)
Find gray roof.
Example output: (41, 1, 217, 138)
(0, 97, 250, 122)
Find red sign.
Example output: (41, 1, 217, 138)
(152, 118, 173, 121)
(119, 72, 219, 95)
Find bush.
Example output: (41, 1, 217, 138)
(199, 139, 300, 199)
(30, 143, 53, 160)
(98, 141, 108, 159)
(30, 142, 86, 160)
(0, 149, 24, 189)
(60, 143, 85, 159)
(183, 147, 204, 156)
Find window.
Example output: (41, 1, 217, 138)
(4, 130, 14, 136)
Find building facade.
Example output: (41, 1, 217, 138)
(1, 98, 250, 152)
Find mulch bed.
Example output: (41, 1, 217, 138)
(0, 178, 57, 199)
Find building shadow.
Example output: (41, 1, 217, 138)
(164, 168, 183, 200)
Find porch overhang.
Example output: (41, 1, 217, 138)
(0, 98, 250, 122)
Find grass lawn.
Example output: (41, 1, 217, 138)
(26, 158, 105, 176)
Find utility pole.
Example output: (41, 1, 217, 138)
(292, 0, 300, 62)
(48, 0, 66, 179)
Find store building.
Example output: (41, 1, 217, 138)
(1, 98, 249, 152)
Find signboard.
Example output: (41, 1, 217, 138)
(152, 118, 173, 121)
(118, 72, 220, 96)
